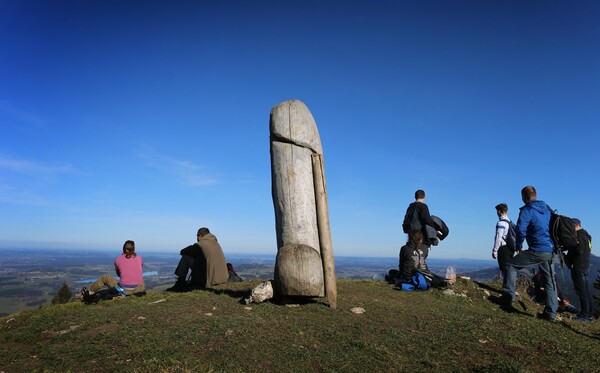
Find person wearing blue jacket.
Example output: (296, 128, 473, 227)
(502, 186, 559, 321)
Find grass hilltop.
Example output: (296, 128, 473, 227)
(1, 278, 599, 373)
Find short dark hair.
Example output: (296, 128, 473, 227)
(495, 203, 508, 214)
(415, 190, 425, 200)
(521, 186, 537, 202)
(197, 227, 210, 236)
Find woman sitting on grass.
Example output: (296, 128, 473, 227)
(86, 240, 145, 297)
(397, 230, 429, 283)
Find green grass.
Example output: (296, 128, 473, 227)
(1, 278, 599, 372)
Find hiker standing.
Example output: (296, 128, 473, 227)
(502, 186, 558, 321)
(402, 189, 440, 246)
(565, 218, 594, 322)
(492, 203, 514, 288)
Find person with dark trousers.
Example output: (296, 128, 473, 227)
(502, 186, 558, 321)
(492, 203, 515, 288)
(167, 227, 228, 292)
(403, 189, 440, 246)
(565, 218, 594, 322)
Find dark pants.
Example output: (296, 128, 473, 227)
(174, 255, 206, 288)
(571, 267, 594, 318)
(497, 245, 514, 288)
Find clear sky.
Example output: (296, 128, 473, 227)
(1, 1, 598, 260)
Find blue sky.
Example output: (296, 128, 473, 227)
(1, 1, 598, 260)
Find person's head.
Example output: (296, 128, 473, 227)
(123, 240, 136, 259)
(415, 189, 425, 201)
(227, 263, 234, 272)
(197, 227, 210, 241)
(571, 218, 582, 231)
(495, 203, 508, 217)
(521, 186, 537, 203)
(408, 229, 423, 246)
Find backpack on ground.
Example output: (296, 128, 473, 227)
(403, 271, 430, 291)
(500, 218, 517, 252)
(416, 269, 448, 288)
(402, 206, 421, 234)
(397, 271, 431, 291)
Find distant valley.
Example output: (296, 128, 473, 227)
(1, 248, 597, 316)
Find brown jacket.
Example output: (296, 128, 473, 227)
(197, 233, 229, 287)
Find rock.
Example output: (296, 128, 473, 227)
(244, 281, 274, 304)
(350, 307, 365, 314)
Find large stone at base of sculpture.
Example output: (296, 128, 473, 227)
(274, 244, 324, 297)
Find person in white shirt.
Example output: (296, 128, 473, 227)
(492, 203, 514, 288)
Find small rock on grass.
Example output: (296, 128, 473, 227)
(350, 307, 365, 314)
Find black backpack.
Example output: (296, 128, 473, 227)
(500, 218, 517, 251)
(546, 205, 578, 251)
(402, 205, 421, 234)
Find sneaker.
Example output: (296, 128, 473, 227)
(572, 315, 592, 322)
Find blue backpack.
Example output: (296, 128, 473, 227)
(500, 218, 517, 251)
(400, 271, 430, 291)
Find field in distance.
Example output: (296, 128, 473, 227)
(0, 248, 502, 316)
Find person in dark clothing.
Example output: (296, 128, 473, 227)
(565, 218, 594, 322)
(397, 230, 429, 283)
(403, 189, 440, 246)
(227, 263, 243, 282)
(166, 227, 228, 292)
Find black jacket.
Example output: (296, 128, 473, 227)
(398, 241, 429, 281)
(404, 202, 440, 232)
(565, 229, 592, 269)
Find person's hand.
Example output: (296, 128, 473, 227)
(492, 252, 497, 260)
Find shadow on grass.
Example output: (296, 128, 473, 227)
(207, 285, 327, 308)
(207, 287, 251, 299)
(488, 294, 531, 316)
(559, 320, 600, 341)
(474, 281, 503, 294)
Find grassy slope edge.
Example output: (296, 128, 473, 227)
(1, 278, 599, 373)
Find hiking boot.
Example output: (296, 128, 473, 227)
(166, 280, 188, 292)
(537, 312, 562, 322)
(572, 315, 592, 322)
(563, 304, 578, 313)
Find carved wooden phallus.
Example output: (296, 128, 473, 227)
(270, 99, 337, 308)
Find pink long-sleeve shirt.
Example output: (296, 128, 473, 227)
(114, 253, 143, 287)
